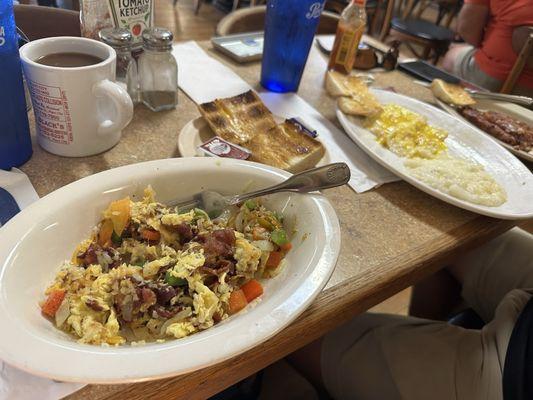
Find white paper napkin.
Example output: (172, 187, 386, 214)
(0, 168, 85, 400)
(172, 41, 399, 193)
(315, 34, 335, 53)
(173, 41, 251, 104)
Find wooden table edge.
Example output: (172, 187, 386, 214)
(68, 216, 514, 400)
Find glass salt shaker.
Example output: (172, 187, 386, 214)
(139, 28, 178, 112)
(99, 28, 139, 104)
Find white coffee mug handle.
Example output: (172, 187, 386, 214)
(92, 79, 134, 136)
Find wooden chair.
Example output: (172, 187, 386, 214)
(13, 5, 80, 41)
(501, 26, 533, 94)
(324, 0, 386, 36)
(176, 0, 264, 15)
(216, 6, 340, 36)
(379, 0, 458, 63)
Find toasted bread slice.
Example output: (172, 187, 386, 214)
(326, 70, 382, 116)
(198, 90, 277, 145)
(326, 70, 372, 97)
(431, 79, 475, 106)
(247, 119, 325, 173)
(337, 96, 382, 117)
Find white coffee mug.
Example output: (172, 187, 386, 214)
(20, 37, 133, 157)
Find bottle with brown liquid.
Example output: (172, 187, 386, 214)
(328, 0, 367, 74)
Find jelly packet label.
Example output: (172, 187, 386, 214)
(287, 117, 318, 138)
(199, 136, 251, 160)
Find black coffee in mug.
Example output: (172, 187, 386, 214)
(35, 52, 104, 68)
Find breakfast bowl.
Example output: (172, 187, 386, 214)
(0, 157, 340, 383)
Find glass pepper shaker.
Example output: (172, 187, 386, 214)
(139, 28, 178, 112)
(99, 28, 139, 104)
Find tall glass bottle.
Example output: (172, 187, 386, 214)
(328, 0, 367, 74)
(0, 0, 32, 170)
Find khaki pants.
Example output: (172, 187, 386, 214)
(321, 228, 533, 400)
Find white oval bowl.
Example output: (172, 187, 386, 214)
(0, 158, 340, 383)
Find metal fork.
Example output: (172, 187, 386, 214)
(170, 163, 351, 217)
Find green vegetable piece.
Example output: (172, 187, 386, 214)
(111, 230, 122, 245)
(132, 259, 145, 267)
(273, 211, 284, 223)
(244, 200, 256, 210)
(271, 229, 289, 246)
(193, 208, 210, 221)
(165, 271, 188, 287)
(258, 217, 274, 231)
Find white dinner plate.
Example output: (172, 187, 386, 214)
(0, 157, 340, 383)
(435, 98, 533, 163)
(337, 89, 533, 220)
(178, 117, 331, 167)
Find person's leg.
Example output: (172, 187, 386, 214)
(409, 268, 462, 320)
(316, 312, 494, 400)
(448, 228, 533, 322)
(286, 337, 326, 394)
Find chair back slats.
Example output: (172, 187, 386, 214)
(14, 5, 80, 41)
(501, 30, 533, 94)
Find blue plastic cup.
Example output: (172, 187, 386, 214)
(260, 0, 326, 93)
(0, 0, 32, 170)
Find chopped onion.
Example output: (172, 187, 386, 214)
(253, 240, 275, 252)
(159, 308, 192, 335)
(213, 209, 231, 224)
(55, 298, 70, 327)
(235, 211, 245, 232)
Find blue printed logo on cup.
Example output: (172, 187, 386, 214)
(306, 2, 324, 19)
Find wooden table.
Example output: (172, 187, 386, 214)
(20, 40, 515, 400)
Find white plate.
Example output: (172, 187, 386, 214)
(0, 157, 340, 383)
(435, 98, 533, 163)
(178, 117, 331, 166)
(337, 89, 533, 220)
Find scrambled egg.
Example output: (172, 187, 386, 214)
(365, 104, 448, 159)
(166, 321, 196, 339)
(234, 233, 261, 276)
(161, 210, 195, 226)
(167, 250, 206, 279)
(42, 188, 290, 346)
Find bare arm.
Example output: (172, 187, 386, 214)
(457, 3, 490, 47)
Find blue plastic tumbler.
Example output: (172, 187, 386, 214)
(0, 0, 32, 170)
(260, 0, 326, 93)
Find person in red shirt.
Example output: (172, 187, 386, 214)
(441, 0, 533, 95)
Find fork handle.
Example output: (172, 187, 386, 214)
(229, 163, 351, 205)
(468, 91, 533, 107)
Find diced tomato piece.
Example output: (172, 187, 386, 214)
(98, 219, 114, 246)
(141, 229, 161, 242)
(241, 279, 263, 303)
(266, 251, 283, 269)
(252, 227, 267, 241)
(280, 242, 292, 252)
(228, 289, 248, 314)
(41, 290, 66, 317)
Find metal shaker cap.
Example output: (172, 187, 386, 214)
(142, 28, 173, 51)
(98, 28, 133, 50)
